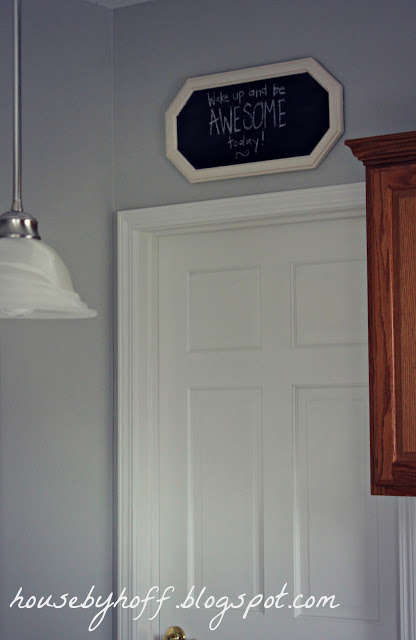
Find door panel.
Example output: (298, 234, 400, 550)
(157, 217, 398, 640)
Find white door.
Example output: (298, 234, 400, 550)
(117, 186, 406, 640)
(156, 215, 398, 640)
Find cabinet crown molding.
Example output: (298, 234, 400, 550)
(345, 130, 416, 167)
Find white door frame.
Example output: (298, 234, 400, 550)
(117, 182, 415, 640)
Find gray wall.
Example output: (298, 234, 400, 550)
(114, 0, 416, 210)
(0, 1, 114, 639)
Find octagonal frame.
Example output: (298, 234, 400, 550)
(165, 57, 343, 183)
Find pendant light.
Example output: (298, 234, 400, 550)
(0, 0, 96, 319)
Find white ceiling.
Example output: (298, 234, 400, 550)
(84, 0, 152, 8)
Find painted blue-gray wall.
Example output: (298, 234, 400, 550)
(114, 0, 416, 210)
(0, 1, 113, 639)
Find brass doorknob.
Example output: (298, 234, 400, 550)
(163, 626, 186, 640)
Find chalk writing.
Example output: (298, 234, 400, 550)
(207, 91, 230, 106)
(175, 71, 330, 170)
(206, 83, 287, 159)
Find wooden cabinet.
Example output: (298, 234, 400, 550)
(346, 131, 416, 496)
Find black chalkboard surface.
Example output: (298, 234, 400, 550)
(178, 73, 329, 170)
(165, 59, 343, 182)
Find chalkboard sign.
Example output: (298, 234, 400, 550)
(166, 58, 343, 183)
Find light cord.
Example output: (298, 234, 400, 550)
(11, 0, 23, 213)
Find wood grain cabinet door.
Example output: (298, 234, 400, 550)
(346, 131, 416, 495)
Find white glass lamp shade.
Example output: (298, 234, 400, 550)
(0, 238, 96, 318)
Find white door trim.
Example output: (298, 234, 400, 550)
(117, 182, 413, 640)
(399, 498, 416, 640)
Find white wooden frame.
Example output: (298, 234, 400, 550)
(117, 182, 414, 640)
(165, 57, 343, 182)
